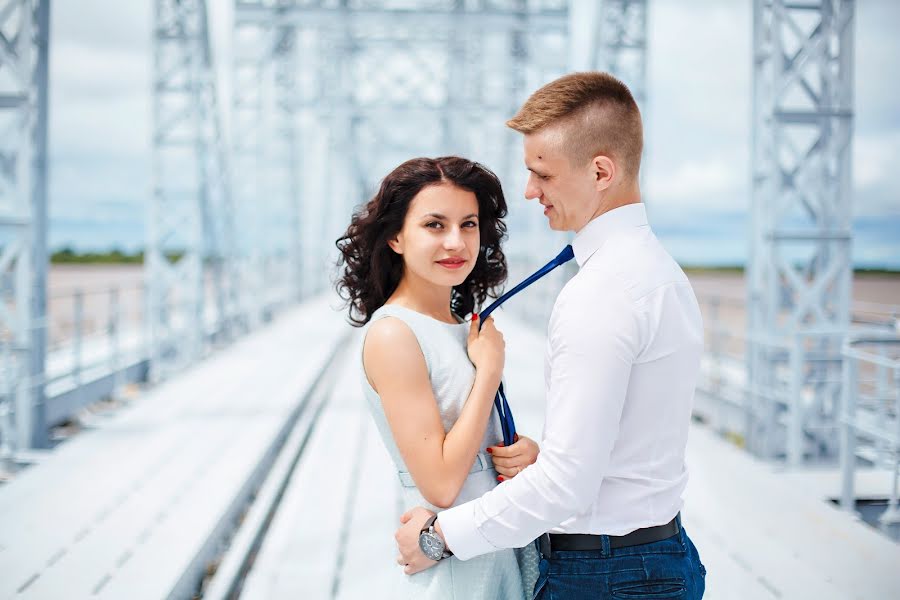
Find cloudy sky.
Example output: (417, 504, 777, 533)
(48, 0, 899, 268)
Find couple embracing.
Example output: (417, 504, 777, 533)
(336, 72, 706, 600)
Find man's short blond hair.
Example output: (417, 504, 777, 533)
(506, 72, 643, 180)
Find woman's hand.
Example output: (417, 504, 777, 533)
(466, 315, 504, 382)
(488, 434, 539, 481)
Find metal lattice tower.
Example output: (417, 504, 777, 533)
(0, 0, 49, 452)
(271, 5, 303, 303)
(232, 3, 299, 326)
(150, 0, 231, 381)
(747, 0, 854, 464)
(592, 0, 647, 107)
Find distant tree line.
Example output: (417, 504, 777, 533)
(50, 247, 184, 264)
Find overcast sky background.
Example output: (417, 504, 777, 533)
(48, 0, 899, 268)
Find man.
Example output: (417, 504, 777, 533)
(396, 71, 707, 599)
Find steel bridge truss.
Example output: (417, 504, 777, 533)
(0, 0, 49, 453)
(747, 0, 854, 464)
(593, 0, 647, 106)
(149, 0, 233, 381)
(234, 0, 574, 320)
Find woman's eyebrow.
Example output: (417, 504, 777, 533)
(421, 213, 478, 220)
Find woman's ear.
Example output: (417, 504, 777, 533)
(387, 233, 403, 255)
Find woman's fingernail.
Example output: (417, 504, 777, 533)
(472, 313, 479, 321)
(497, 475, 504, 482)
(497, 442, 504, 447)
(486, 447, 493, 454)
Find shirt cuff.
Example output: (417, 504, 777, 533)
(437, 501, 498, 561)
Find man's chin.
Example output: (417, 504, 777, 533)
(546, 219, 565, 231)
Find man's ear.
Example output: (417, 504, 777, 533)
(592, 155, 615, 192)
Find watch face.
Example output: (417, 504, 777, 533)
(419, 531, 445, 561)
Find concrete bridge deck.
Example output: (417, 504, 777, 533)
(0, 298, 898, 599)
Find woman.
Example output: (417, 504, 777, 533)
(336, 156, 540, 599)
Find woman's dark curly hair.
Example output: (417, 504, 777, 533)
(336, 156, 508, 327)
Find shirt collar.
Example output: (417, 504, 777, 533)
(572, 203, 648, 267)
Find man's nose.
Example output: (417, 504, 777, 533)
(524, 174, 541, 201)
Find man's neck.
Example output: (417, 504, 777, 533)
(579, 187, 642, 234)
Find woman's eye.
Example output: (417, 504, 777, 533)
(425, 222, 443, 229)
(463, 221, 478, 228)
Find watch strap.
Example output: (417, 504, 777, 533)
(420, 513, 438, 533)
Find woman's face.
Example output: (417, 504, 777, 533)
(388, 183, 481, 289)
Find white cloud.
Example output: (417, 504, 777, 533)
(51, 0, 152, 54)
(646, 158, 742, 205)
(51, 40, 147, 99)
(855, 132, 900, 186)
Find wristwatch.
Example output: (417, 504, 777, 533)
(418, 514, 453, 561)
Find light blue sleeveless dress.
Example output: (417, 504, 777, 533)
(359, 304, 539, 599)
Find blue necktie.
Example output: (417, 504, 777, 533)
(478, 245, 575, 446)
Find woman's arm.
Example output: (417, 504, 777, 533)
(363, 315, 504, 509)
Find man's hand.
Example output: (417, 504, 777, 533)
(395, 506, 439, 575)
(488, 433, 539, 481)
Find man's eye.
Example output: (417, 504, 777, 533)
(539, 174, 550, 181)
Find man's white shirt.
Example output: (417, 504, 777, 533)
(439, 202, 704, 560)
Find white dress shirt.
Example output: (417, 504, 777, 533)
(438, 202, 704, 561)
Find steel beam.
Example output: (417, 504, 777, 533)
(272, 5, 303, 303)
(231, 7, 269, 327)
(748, 0, 854, 463)
(593, 0, 647, 107)
(0, 0, 49, 452)
(149, 0, 228, 380)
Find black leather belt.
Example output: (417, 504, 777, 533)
(539, 514, 680, 556)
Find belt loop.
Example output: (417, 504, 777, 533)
(600, 534, 611, 557)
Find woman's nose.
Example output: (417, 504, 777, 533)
(444, 228, 464, 249)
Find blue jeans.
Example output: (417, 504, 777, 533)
(532, 525, 706, 599)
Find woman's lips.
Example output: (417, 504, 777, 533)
(437, 259, 466, 270)
(543, 205, 553, 216)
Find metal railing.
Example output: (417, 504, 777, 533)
(0, 260, 309, 466)
(695, 291, 900, 463)
(44, 283, 147, 397)
(840, 335, 900, 527)
(0, 281, 149, 470)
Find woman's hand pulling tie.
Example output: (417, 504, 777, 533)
(487, 433, 540, 481)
